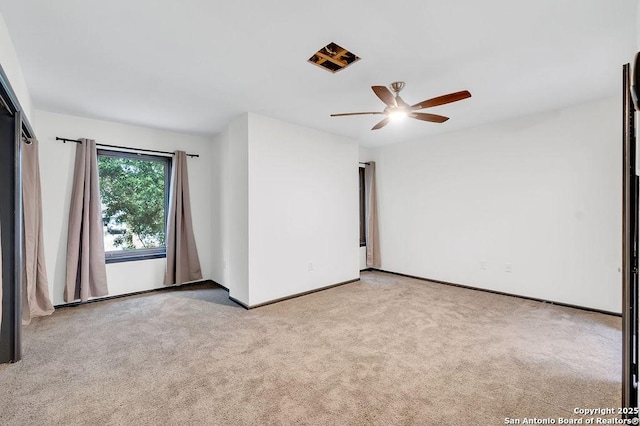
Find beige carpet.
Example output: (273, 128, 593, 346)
(0, 271, 621, 425)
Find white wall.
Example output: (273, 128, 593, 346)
(210, 133, 223, 287)
(34, 110, 213, 305)
(0, 11, 33, 122)
(211, 113, 359, 306)
(637, 0, 640, 49)
(211, 114, 249, 303)
(373, 97, 621, 313)
(247, 113, 359, 306)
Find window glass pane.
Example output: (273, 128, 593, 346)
(97, 153, 168, 253)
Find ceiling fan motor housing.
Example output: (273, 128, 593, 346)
(390, 81, 405, 94)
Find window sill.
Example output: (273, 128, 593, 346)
(105, 249, 166, 264)
(360, 242, 367, 247)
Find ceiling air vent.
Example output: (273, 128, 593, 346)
(308, 42, 360, 74)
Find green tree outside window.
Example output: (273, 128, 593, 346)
(97, 154, 168, 251)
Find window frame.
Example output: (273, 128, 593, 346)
(359, 166, 366, 247)
(97, 149, 172, 264)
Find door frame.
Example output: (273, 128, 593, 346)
(0, 63, 35, 364)
(622, 62, 639, 415)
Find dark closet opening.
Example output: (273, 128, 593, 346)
(0, 64, 35, 364)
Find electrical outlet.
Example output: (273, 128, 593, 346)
(307, 262, 314, 271)
(480, 260, 488, 270)
(505, 263, 512, 273)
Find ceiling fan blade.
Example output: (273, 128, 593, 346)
(371, 117, 390, 130)
(330, 112, 384, 117)
(411, 90, 471, 110)
(372, 86, 397, 107)
(410, 112, 449, 123)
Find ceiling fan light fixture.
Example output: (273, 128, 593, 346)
(389, 111, 408, 121)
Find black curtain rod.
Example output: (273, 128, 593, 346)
(55, 137, 199, 158)
(359, 162, 370, 165)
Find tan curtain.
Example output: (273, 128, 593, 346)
(164, 151, 202, 285)
(22, 138, 54, 324)
(65, 139, 108, 302)
(364, 161, 381, 267)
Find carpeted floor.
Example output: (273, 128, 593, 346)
(0, 271, 621, 425)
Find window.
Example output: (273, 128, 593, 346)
(97, 150, 171, 263)
(359, 167, 366, 246)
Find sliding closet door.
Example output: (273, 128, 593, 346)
(0, 109, 21, 364)
(623, 62, 639, 415)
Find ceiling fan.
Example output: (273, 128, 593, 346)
(330, 82, 471, 130)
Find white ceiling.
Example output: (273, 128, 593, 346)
(0, 0, 637, 147)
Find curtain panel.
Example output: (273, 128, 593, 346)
(164, 150, 202, 285)
(65, 139, 108, 302)
(364, 161, 381, 268)
(22, 138, 54, 323)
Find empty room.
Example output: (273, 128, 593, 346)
(0, 1, 638, 425)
